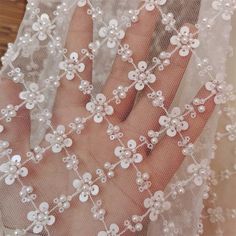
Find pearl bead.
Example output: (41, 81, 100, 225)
(135, 223, 143, 232)
(107, 171, 114, 178)
(198, 105, 205, 113)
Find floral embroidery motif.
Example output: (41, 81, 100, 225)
(32, 14, 56, 41)
(86, 94, 114, 123)
(114, 139, 143, 169)
(73, 172, 99, 202)
(45, 125, 73, 153)
(0, 155, 28, 185)
(187, 159, 211, 186)
(205, 74, 235, 104)
(128, 61, 156, 91)
(159, 107, 189, 137)
(212, 0, 236, 20)
(59, 52, 85, 80)
(99, 19, 125, 48)
(19, 83, 45, 110)
(144, 191, 171, 221)
(27, 202, 56, 233)
(170, 26, 200, 56)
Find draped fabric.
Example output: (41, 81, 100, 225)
(0, 0, 236, 235)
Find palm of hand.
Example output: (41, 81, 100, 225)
(0, 4, 215, 236)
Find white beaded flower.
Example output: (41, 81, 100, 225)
(63, 154, 79, 170)
(59, 52, 85, 80)
(225, 124, 236, 141)
(207, 207, 225, 223)
(8, 67, 24, 83)
(45, 125, 73, 153)
(27, 202, 56, 234)
(144, 0, 167, 11)
(32, 13, 55, 41)
(1, 104, 17, 122)
(19, 83, 45, 110)
(147, 90, 165, 107)
(114, 139, 143, 169)
(128, 61, 156, 91)
(117, 44, 133, 62)
(0, 155, 28, 185)
(73, 173, 99, 202)
(79, 80, 93, 94)
(86, 94, 114, 123)
(187, 159, 211, 186)
(159, 107, 189, 137)
(170, 26, 200, 56)
(161, 13, 176, 31)
(205, 74, 235, 104)
(212, 0, 236, 20)
(53, 195, 71, 213)
(99, 19, 125, 48)
(144, 191, 171, 221)
(98, 223, 120, 236)
(20, 186, 36, 203)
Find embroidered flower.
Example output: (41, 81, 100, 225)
(225, 123, 236, 141)
(32, 109, 52, 125)
(73, 172, 99, 202)
(144, 191, 171, 221)
(27, 202, 56, 234)
(19, 186, 36, 203)
(1, 104, 17, 122)
(79, 80, 93, 94)
(0, 155, 28, 185)
(99, 19, 125, 48)
(128, 61, 156, 91)
(205, 74, 235, 104)
(32, 14, 56, 41)
(147, 90, 165, 107)
(170, 26, 200, 56)
(107, 124, 123, 141)
(59, 52, 85, 80)
(98, 223, 120, 236)
(53, 195, 71, 213)
(144, 0, 167, 11)
(118, 44, 133, 62)
(91, 200, 106, 221)
(114, 139, 143, 169)
(212, 0, 236, 20)
(45, 76, 61, 89)
(113, 85, 128, 104)
(69, 117, 86, 134)
(159, 107, 189, 137)
(19, 83, 45, 110)
(163, 220, 179, 236)
(45, 125, 73, 153)
(86, 93, 114, 123)
(161, 13, 176, 31)
(63, 154, 79, 170)
(8, 67, 24, 83)
(207, 207, 225, 223)
(187, 159, 211, 186)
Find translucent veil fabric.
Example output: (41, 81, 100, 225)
(0, 0, 236, 235)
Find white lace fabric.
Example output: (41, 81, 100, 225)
(0, 0, 236, 235)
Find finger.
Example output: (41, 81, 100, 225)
(125, 24, 196, 135)
(103, 6, 160, 121)
(145, 87, 215, 191)
(54, 5, 93, 110)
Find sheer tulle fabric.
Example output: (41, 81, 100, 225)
(0, 0, 235, 235)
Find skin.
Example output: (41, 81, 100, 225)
(0, 5, 215, 236)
